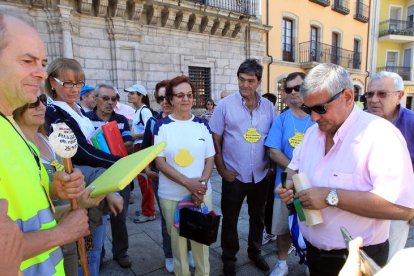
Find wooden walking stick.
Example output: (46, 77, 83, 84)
(49, 123, 90, 276)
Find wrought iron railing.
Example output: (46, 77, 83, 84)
(354, 1, 369, 23)
(377, 66, 412, 81)
(309, 0, 331, 7)
(332, 0, 350, 15)
(188, 0, 257, 16)
(299, 41, 361, 70)
(379, 19, 414, 37)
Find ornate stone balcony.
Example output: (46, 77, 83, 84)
(3, 0, 264, 39)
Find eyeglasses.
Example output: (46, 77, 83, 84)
(285, 85, 301, 94)
(173, 93, 194, 99)
(28, 94, 48, 109)
(53, 77, 85, 88)
(156, 96, 165, 103)
(99, 96, 117, 102)
(300, 89, 344, 115)
(364, 91, 398, 99)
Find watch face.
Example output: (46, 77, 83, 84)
(327, 190, 339, 206)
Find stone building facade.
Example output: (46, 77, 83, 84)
(2, 0, 269, 107)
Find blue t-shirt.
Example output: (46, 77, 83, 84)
(264, 109, 315, 197)
(392, 106, 414, 170)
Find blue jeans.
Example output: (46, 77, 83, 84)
(79, 215, 108, 276)
(153, 179, 173, 258)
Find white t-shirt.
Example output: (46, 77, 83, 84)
(154, 115, 215, 201)
(132, 105, 153, 144)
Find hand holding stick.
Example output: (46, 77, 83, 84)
(49, 123, 90, 276)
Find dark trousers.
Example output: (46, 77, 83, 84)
(264, 172, 276, 233)
(152, 179, 173, 258)
(221, 177, 269, 263)
(110, 185, 131, 258)
(306, 239, 389, 276)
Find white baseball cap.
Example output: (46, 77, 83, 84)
(124, 84, 147, 96)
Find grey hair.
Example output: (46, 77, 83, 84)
(301, 63, 354, 98)
(369, 71, 404, 91)
(95, 83, 116, 96)
(0, 7, 35, 54)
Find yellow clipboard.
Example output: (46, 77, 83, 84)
(90, 142, 166, 197)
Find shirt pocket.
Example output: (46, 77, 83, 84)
(328, 171, 354, 189)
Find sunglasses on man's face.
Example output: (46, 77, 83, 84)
(285, 85, 301, 94)
(300, 90, 344, 115)
(100, 96, 117, 102)
(28, 94, 48, 109)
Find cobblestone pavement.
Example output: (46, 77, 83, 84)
(100, 169, 414, 275)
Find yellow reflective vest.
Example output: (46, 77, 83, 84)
(0, 115, 64, 275)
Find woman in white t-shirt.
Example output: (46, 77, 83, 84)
(125, 84, 153, 151)
(155, 76, 215, 276)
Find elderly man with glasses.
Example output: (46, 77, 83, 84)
(85, 83, 133, 268)
(366, 71, 414, 263)
(276, 63, 414, 276)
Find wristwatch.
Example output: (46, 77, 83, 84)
(325, 189, 339, 207)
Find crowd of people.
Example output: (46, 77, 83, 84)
(1, 9, 414, 276)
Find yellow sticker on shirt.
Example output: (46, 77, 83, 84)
(174, 149, 194, 167)
(243, 128, 262, 143)
(288, 132, 304, 148)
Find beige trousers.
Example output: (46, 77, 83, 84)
(160, 194, 212, 276)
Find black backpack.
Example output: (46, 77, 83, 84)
(137, 105, 158, 126)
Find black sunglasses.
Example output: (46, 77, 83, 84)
(156, 96, 165, 103)
(28, 94, 48, 109)
(300, 89, 344, 115)
(100, 96, 117, 102)
(285, 85, 301, 94)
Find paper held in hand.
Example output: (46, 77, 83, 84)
(292, 173, 324, 226)
(89, 142, 167, 197)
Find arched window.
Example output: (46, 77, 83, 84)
(354, 85, 361, 102)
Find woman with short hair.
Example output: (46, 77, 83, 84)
(155, 75, 215, 276)
(44, 58, 124, 274)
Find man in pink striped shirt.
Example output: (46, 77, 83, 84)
(277, 63, 414, 276)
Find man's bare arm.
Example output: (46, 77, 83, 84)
(268, 148, 291, 169)
(297, 187, 414, 220)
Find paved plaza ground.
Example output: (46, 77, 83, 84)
(100, 169, 414, 276)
